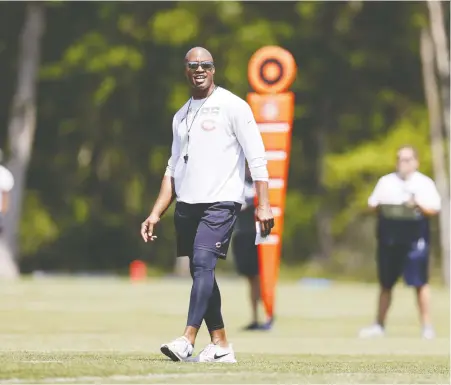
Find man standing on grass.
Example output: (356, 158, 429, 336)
(141, 47, 274, 363)
(359, 146, 441, 339)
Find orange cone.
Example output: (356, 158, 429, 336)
(130, 260, 147, 281)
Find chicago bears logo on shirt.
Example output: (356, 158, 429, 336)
(201, 119, 216, 131)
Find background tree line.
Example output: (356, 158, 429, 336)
(0, 1, 449, 282)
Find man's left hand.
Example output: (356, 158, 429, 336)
(256, 204, 274, 237)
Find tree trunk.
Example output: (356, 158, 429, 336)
(426, 0, 450, 140)
(0, 3, 45, 279)
(420, 27, 450, 286)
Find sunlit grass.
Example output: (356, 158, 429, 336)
(0, 277, 448, 383)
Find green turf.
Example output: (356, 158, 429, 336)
(0, 277, 449, 384)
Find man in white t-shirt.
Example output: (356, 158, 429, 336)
(359, 146, 441, 339)
(0, 150, 14, 233)
(140, 47, 274, 363)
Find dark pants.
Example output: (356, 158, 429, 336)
(377, 240, 429, 289)
(232, 231, 259, 277)
(174, 201, 240, 332)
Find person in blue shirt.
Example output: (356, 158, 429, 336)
(359, 146, 441, 339)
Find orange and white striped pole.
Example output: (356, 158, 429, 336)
(247, 46, 297, 320)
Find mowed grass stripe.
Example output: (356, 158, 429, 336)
(0, 353, 448, 383)
(0, 279, 448, 384)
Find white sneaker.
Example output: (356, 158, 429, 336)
(160, 336, 194, 361)
(185, 343, 237, 363)
(358, 324, 385, 338)
(422, 326, 435, 340)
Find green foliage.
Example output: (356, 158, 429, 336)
(216, 1, 243, 26)
(0, 1, 448, 274)
(150, 8, 198, 45)
(167, 83, 190, 114)
(326, 108, 431, 189)
(94, 76, 116, 106)
(72, 197, 89, 223)
(325, 107, 433, 235)
(40, 32, 143, 80)
(20, 192, 59, 255)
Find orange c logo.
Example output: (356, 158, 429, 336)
(248, 46, 297, 94)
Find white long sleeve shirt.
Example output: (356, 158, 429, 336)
(164, 87, 268, 204)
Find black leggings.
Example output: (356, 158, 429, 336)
(187, 248, 224, 332)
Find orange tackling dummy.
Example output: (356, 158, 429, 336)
(247, 46, 297, 321)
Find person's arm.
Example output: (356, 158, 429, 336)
(149, 176, 175, 219)
(0, 166, 14, 193)
(410, 178, 441, 216)
(0, 166, 14, 214)
(233, 101, 273, 235)
(254, 181, 270, 208)
(368, 178, 384, 212)
(141, 117, 180, 242)
(1, 192, 9, 213)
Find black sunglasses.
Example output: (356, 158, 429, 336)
(186, 61, 214, 71)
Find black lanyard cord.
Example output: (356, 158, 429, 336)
(183, 86, 218, 164)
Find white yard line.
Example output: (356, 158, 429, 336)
(2, 376, 442, 385)
(19, 360, 63, 363)
(1, 371, 259, 384)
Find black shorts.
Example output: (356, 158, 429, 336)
(232, 231, 259, 277)
(174, 201, 241, 259)
(377, 240, 429, 289)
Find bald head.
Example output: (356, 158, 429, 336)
(185, 47, 213, 63)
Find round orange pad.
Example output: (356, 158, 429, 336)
(248, 46, 297, 94)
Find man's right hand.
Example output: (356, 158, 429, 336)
(141, 213, 160, 242)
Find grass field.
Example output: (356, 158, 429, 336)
(0, 276, 449, 384)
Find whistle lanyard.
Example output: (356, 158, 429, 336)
(183, 86, 218, 164)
